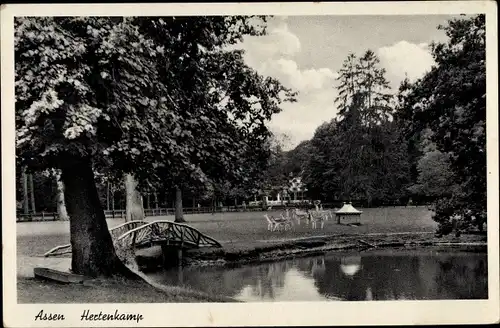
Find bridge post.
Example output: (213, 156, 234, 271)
(160, 244, 168, 268)
(177, 249, 183, 267)
(178, 229, 184, 267)
(160, 244, 183, 268)
(178, 265, 184, 285)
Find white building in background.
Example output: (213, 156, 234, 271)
(249, 175, 309, 207)
(289, 176, 306, 201)
(264, 176, 308, 206)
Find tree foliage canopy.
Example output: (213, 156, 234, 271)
(398, 14, 486, 233)
(15, 16, 295, 191)
(303, 50, 409, 205)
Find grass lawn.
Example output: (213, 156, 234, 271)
(17, 206, 437, 257)
(187, 206, 438, 246)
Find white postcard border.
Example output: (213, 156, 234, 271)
(2, 2, 498, 327)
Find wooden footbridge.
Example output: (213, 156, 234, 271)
(44, 220, 222, 257)
(113, 220, 222, 250)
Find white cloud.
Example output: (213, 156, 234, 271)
(269, 89, 338, 149)
(238, 32, 436, 149)
(240, 22, 301, 67)
(260, 59, 337, 91)
(377, 40, 435, 86)
(237, 20, 338, 149)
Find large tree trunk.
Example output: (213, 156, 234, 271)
(55, 171, 69, 221)
(125, 174, 144, 222)
(174, 186, 186, 222)
(61, 157, 133, 277)
(29, 173, 36, 213)
(22, 169, 29, 215)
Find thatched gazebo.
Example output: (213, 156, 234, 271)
(335, 202, 362, 225)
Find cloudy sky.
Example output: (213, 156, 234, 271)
(236, 15, 458, 149)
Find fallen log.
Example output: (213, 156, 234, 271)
(43, 244, 71, 257)
(34, 267, 87, 284)
(358, 240, 376, 248)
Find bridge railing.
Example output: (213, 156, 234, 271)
(44, 220, 149, 257)
(109, 220, 148, 239)
(114, 220, 222, 250)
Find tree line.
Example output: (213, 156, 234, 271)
(271, 14, 486, 236)
(15, 168, 260, 216)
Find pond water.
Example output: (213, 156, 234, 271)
(146, 247, 488, 301)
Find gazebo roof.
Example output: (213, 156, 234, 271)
(335, 203, 363, 215)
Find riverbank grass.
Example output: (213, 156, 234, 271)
(18, 276, 234, 303)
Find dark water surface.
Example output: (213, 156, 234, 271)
(146, 247, 488, 301)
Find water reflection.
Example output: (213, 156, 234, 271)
(146, 248, 487, 302)
(237, 267, 331, 302)
(365, 287, 373, 300)
(340, 256, 361, 278)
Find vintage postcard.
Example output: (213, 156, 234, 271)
(2, 1, 499, 327)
